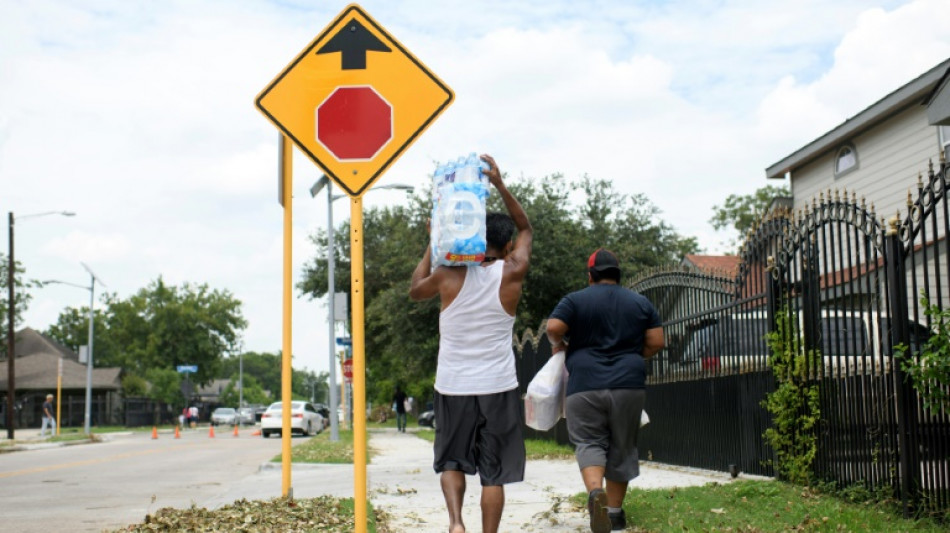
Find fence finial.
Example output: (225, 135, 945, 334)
(887, 214, 900, 236)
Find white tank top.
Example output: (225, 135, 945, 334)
(436, 261, 518, 395)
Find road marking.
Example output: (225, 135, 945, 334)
(0, 442, 202, 479)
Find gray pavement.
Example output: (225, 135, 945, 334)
(2, 426, 767, 532)
(208, 428, 765, 532)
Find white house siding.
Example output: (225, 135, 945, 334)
(791, 104, 942, 224)
(906, 237, 950, 321)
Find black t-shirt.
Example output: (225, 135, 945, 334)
(549, 283, 662, 396)
(392, 390, 407, 414)
(43, 400, 53, 417)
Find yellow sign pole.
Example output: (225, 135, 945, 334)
(280, 134, 293, 498)
(56, 357, 62, 436)
(350, 197, 368, 531)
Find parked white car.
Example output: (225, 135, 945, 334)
(210, 407, 237, 426)
(260, 401, 325, 438)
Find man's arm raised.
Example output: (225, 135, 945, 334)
(481, 154, 532, 276)
(409, 244, 439, 301)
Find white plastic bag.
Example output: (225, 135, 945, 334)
(524, 351, 567, 431)
(640, 409, 650, 427)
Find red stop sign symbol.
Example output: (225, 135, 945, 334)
(343, 359, 353, 380)
(316, 86, 393, 161)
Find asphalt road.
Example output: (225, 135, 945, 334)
(0, 427, 296, 533)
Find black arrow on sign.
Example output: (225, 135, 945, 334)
(317, 18, 392, 70)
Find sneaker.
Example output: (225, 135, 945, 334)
(587, 489, 610, 533)
(608, 509, 626, 530)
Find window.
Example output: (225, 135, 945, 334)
(834, 143, 858, 177)
(939, 126, 950, 161)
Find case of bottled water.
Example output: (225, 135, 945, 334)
(430, 153, 489, 266)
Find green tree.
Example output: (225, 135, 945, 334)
(217, 351, 325, 404)
(219, 351, 282, 398)
(45, 277, 247, 387)
(299, 173, 698, 407)
(44, 306, 117, 365)
(121, 374, 148, 397)
(709, 184, 790, 251)
(144, 367, 183, 406)
(0, 254, 39, 357)
(219, 374, 271, 407)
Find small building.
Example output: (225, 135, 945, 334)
(0, 327, 122, 429)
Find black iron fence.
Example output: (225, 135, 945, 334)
(517, 160, 950, 519)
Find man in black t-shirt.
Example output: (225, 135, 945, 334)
(392, 386, 408, 433)
(546, 249, 664, 533)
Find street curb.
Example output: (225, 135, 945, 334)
(258, 462, 332, 472)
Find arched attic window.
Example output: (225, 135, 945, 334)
(834, 143, 858, 177)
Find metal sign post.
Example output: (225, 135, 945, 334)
(255, 5, 453, 528)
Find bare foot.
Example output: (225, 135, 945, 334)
(449, 523, 465, 533)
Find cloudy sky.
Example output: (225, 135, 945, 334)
(3, 0, 949, 377)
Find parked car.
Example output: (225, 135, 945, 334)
(680, 310, 931, 375)
(417, 409, 436, 429)
(312, 403, 330, 420)
(210, 407, 237, 426)
(235, 407, 256, 425)
(249, 404, 267, 422)
(260, 401, 325, 438)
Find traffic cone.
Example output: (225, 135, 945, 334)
(233, 425, 239, 438)
(251, 429, 261, 437)
(174, 425, 181, 439)
(151, 426, 158, 439)
(209, 425, 215, 438)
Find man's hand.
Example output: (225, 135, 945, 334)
(480, 154, 503, 188)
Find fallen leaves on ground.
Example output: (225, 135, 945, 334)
(111, 495, 392, 532)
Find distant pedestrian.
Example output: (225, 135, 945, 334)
(392, 386, 408, 433)
(189, 406, 198, 428)
(181, 406, 189, 428)
(40, 394, 56, 437)
(545, 248, 665, 533)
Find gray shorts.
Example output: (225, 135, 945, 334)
(565, 388, 646, 483)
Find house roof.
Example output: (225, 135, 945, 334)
(0, 352, 122, 391)
(195, 378, 232, 400)
(0, 327, 122, 391)
(4, 326, 79, 362)
(766, 57, 950, 180)
(681, 255, 741, 276)
(925, 67, 950, 126)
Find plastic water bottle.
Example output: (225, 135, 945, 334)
(431, 153, 489, 265)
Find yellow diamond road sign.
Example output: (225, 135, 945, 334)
(256, 4, 454, 197)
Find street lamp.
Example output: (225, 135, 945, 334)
(6, 210, 75, 440)
(43, 262, 104, 435)
(306, 377, 317, 404)
(309, 177, 414, 441)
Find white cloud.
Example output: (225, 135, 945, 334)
(755, 0, 950, 154)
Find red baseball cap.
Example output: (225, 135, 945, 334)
(588, 248, 620, 273)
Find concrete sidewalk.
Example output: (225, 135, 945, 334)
(203, 428, 760, 532)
